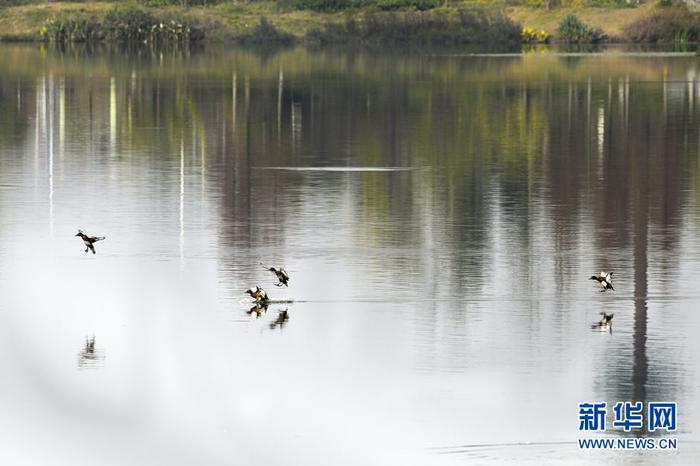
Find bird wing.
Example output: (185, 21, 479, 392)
(90, 236, 106, 242)
(281, 269, 289, 280)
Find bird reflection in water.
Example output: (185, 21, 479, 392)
(591, 312, 614, 334)
(269, 309, 289, 330)
(78, 336, 105, 368)
(247, 303, 269, 318)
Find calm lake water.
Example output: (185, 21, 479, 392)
(1, 44, 700, 465)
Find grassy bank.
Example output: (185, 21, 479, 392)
(508, 2, 661, 40)
(0, 0, 696, 44)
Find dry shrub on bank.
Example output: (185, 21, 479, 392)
(624, 8, 700, 42)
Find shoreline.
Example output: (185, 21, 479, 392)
(0, 1, 697, 45)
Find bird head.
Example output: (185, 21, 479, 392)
(75, 230, 84, 237)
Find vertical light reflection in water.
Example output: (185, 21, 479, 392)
(663, 65, 668, 119)
(277, 66, 283, 142)
(59, 77, 65, 160)
(292, 101, 301, 151)
(567, 81, 572, 131)
(110, 76, 116, 150)
(128, 72, 134, 151)
(696, 66, 700, 114)
(34, 76, 41, 191)
(202, 122, 207, 205)
(244, 73, 249, 165)
(232, 72, 237, 138)
(625, 75, 630, 133)
(688, 69, 694, 116)
(180, 136, 185, 268)
(597, 106, 605, 181)
(47, 73, 54, 239)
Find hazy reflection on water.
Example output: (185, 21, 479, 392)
(0, 44, 699, 465)
(77, 336, 105, 369)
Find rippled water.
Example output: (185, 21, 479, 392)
(1, 44, 700, 465)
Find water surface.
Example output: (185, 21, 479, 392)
(1, 44, 700, 465)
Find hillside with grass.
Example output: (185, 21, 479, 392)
(0, 0, 699, 45)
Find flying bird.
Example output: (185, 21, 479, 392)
(590, 271, 614, 292)
(268, 267, 289, 287)
(75, 230, 106, 254)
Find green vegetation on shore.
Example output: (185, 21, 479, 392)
(38, 5, 204, 43)
(0, 0, 699, 45)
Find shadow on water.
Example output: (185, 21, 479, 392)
(269, 309, 290, 331)
(247, 302, 269, 318)
(77, 336, 105, 369)
(591, 312, 614, 334)
(243, 302, 290, 330)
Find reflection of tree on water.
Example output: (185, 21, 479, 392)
(632, 180, 648, 429)
(1, 47, 698, 392)
(587, 68, 696, 425)
(78, 336, 105, 369)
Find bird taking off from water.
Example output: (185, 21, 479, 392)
(75, 230, 106, 254)
(268, 267, 289, 287)
(246, 286, 269, 303)
(590, 271, 614, 292)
